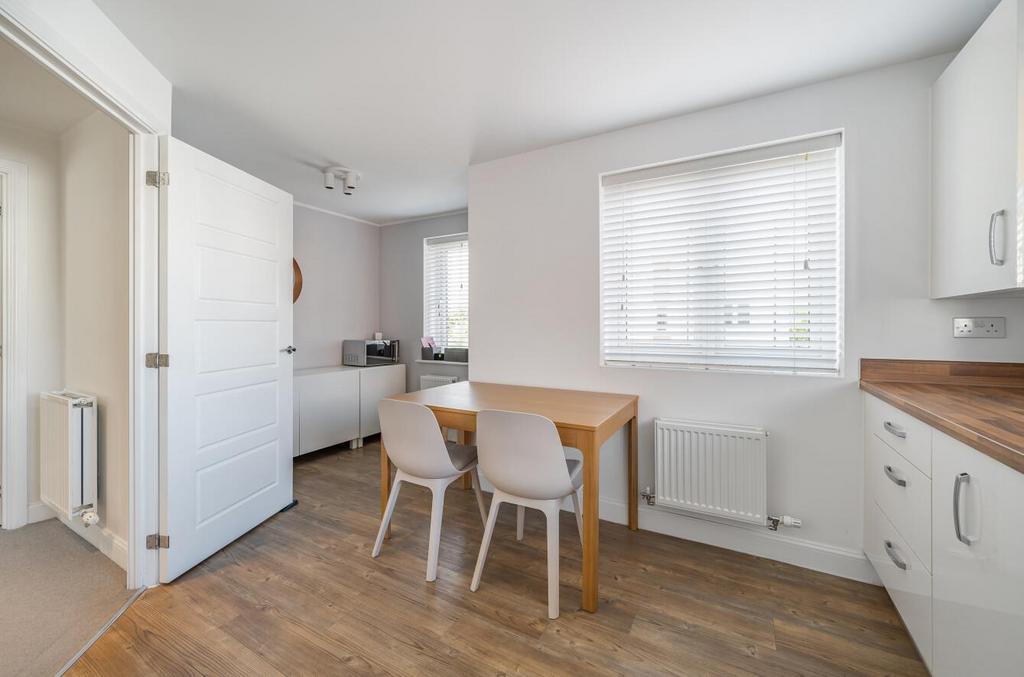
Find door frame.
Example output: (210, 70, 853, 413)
(0, 13, 162, 589)
(0, 159, 28, 529)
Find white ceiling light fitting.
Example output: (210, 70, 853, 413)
(323, 165, 361, 195)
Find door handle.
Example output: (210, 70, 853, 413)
(953, 472, 975, 546)
(282, 346, 297, 354)
(989, 209, 1006, 266)
(883, 421, 906, 439)
(884, 540, 908, 570)
(883, 465, 907, 487)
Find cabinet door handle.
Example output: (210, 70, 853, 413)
(883, 421, 906, 439)
(884, 540, 908, 570)
(282, 345, 297, 354)
(989, 209, 1006, 266)
(883, 465, 907, 487)
(953, 472, 975, 546)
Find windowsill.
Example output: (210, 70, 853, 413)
(415, 359, 469, 366)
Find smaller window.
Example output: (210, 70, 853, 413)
(423, 233, 469, 350)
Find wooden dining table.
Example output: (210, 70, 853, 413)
(381, 381, 639, 612)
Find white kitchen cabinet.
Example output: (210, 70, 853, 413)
(864, 500, 933, 668)
(294, 367, 360, 456)
(932, 0, 1022, 298)
(358, 364, 406, 438)
(931, 431, 1024, 676)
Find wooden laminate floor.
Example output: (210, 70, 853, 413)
(71, 442, 926, 676)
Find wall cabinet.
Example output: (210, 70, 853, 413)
(863, 393, 1024, 674)
(932, 0, 1023, 298)
(294, 364, 406, 456)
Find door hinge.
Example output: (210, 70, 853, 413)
(145, 170, 169, 187)
(145, 352, 170, 368)
(146, 533, 170, 549)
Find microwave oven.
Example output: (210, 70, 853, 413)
(343, 339, 400, 367)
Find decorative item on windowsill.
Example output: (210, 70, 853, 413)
(421, 336, 439, 361)
(445, 348, 468, 363)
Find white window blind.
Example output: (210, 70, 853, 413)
(424, 233, 469, 350)
(600, 133, 843, 375)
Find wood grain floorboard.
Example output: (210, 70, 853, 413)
(70, 442, 926, 676)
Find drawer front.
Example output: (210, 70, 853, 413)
(865, 499, 932, 670)
(866, 433, 932, 570)
(864, 394, 932, 476)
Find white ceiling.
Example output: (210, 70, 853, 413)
(0, 37, 97, 134)
(95, 0, 997, 225)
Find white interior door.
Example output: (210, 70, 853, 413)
(159, 136, 293, 582)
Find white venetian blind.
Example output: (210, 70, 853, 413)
(600, 133, 843, 375)
(423, 233, 469, 350)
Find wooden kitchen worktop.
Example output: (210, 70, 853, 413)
(860, 359, 1024, 475)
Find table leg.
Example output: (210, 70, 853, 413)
(628, 415, 638, 531)
(459, 430, 474, 489)
(581, 431, 599, 612)
(380, 440, 393, 539)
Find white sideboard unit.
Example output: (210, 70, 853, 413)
(863, 392, 1024, 675)
(294, 364, 406, 456)
(932, 0, 1023, 298)
(358, 362, 407, 438)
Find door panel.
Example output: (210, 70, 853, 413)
(160, 136, 293, 582)
(932, 431, 1024, 675)
(931, 0, 1018, 297)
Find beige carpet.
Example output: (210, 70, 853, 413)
(0, 519, 133, 676)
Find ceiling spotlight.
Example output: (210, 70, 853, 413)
(343, 171, 361, 195)
(323, 165, 360, 195)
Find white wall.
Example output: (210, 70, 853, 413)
(293, 205, 381, 369)
(380, 212, 470, 392)
(0, 121, 64, 517)
(61, 110, 130, 555)
(468, 54, 1024, 581)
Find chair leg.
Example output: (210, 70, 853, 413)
(470, 468, 487, 525)
(571, 490, 583, 545)
(516, 505, 525, 541)
(425, 485, 447, 582)
(544, 504, 560, 619)
(372, 478, 402, 558)
(471, 494, 502, 592)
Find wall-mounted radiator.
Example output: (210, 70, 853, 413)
(40, 391, 98, 522)
(420, 374, 459, 389)
(654, 418, 768, 527)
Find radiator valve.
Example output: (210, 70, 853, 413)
(640, 486, 655, 506)
(767, 514, 802, 531)
(81, 510, 100, 527)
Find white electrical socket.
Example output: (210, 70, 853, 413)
(953, 317, 1006, 338)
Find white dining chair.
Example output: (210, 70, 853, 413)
(372, 399, 487, 581)
(470, 409, 584, 619)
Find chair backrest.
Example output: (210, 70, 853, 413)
(378, 399, 459, 479)
(477, 409, 574, 500)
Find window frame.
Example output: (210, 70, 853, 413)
(597, 130, 846, 378)
(423, 231, 470, 351)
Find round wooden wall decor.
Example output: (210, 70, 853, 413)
(292, 258, 303, 303)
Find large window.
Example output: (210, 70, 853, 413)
(600, 133, 843, 375)
(423, 233, 469, 350)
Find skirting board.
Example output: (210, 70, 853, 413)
(28, 501, 128, 571)
(600, 498, 880, 585)
(473, 474, 877, 585)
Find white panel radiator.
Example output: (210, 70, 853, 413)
(654, 418, 768, 526)
(420, 374, 459, 389)
(40, 391, 98, 521)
